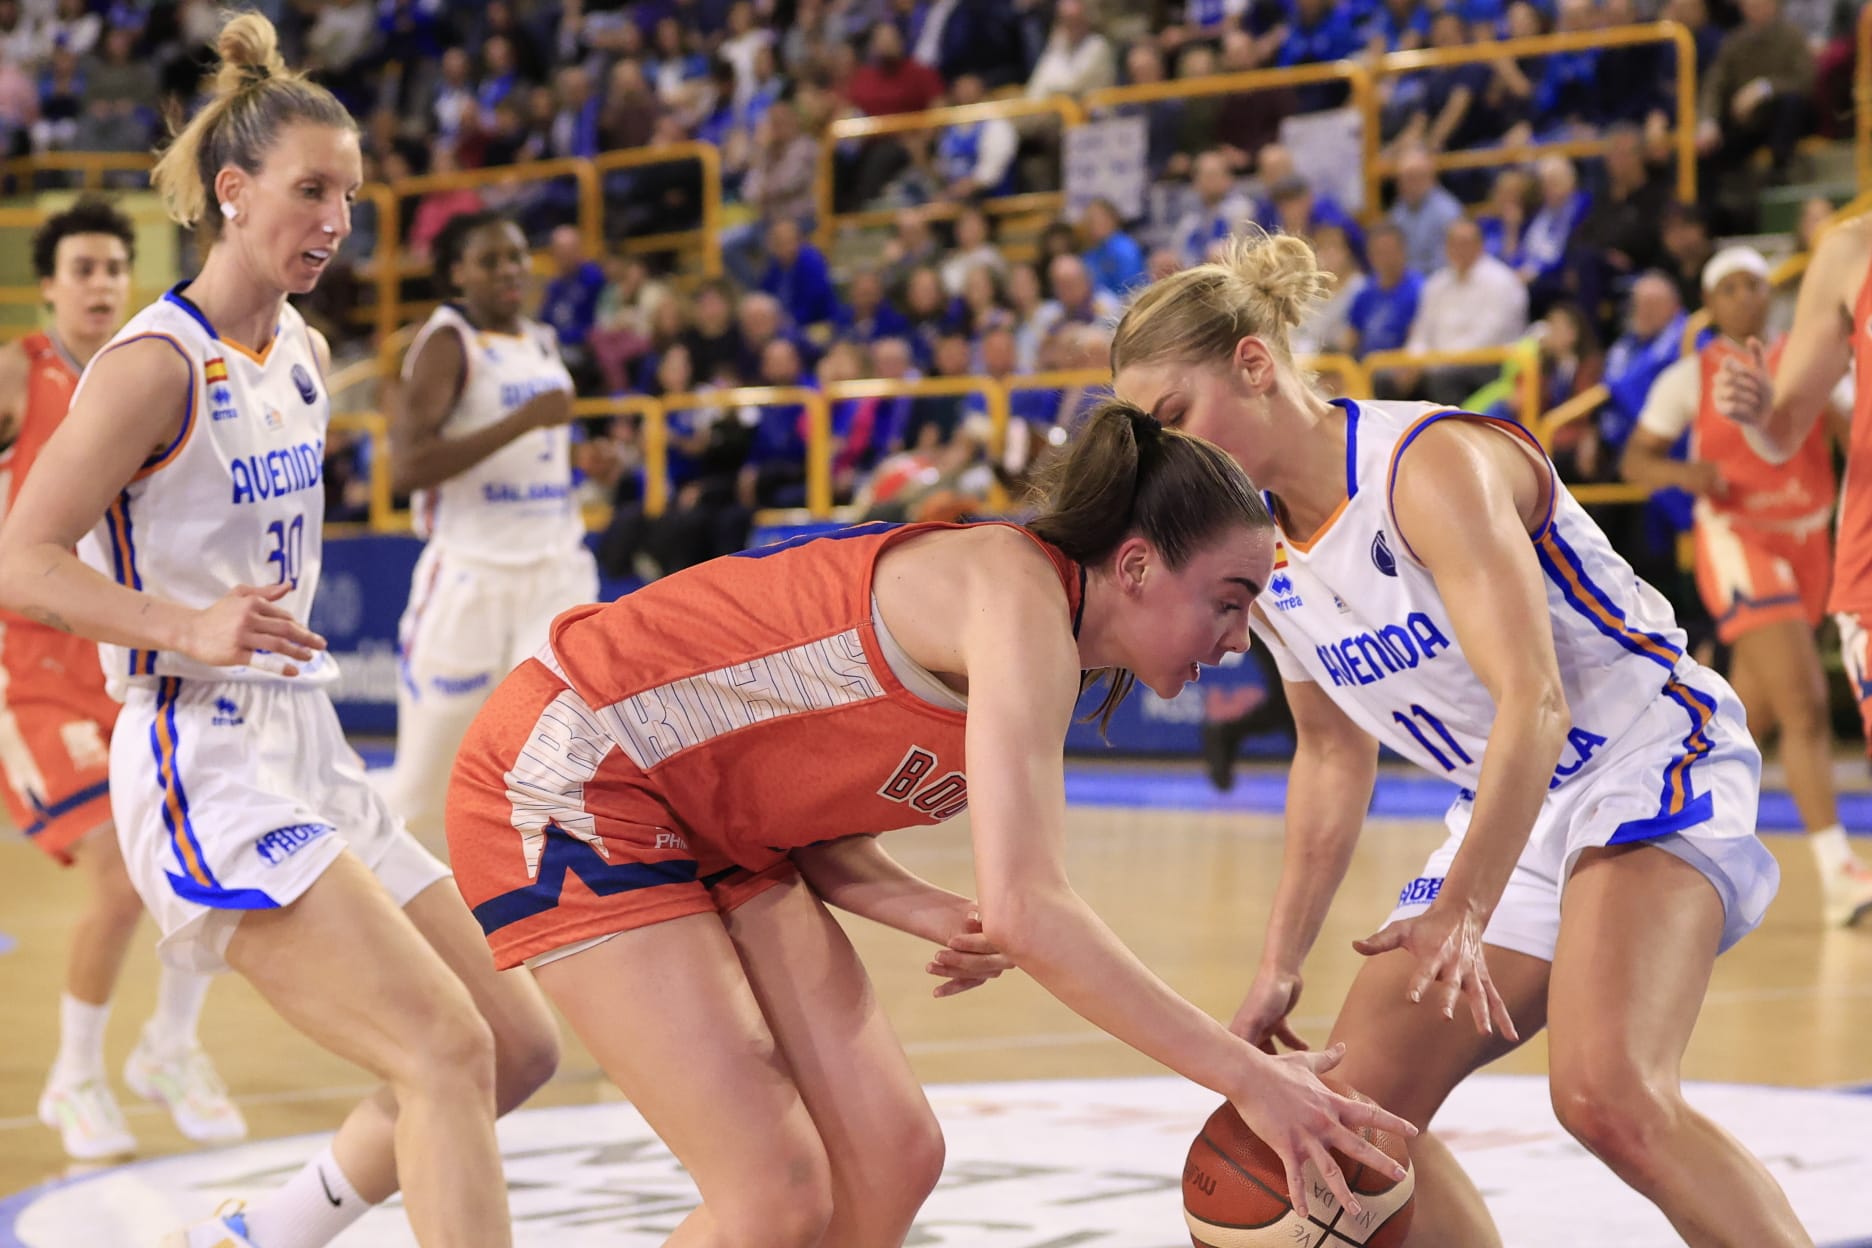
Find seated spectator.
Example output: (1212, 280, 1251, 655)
(858, 336, 921, 458)
(1172, 149, 1254, 268)
(736, 291, 802, 379)
(541, 225, 606, 346)
(547, 65, 602, 161)
(1079, 198, 1146, 298)
(1659, 202, 1715, 313)
(931, 74, 1017, 200)
(408, 148, 485, 262)
(880, 207, 945, 293)
(970, 324, 1055, 428)
(649, 15, 709, 105)
(1388, 146, 1464, 278)
(1477, 2, 1544, 145)
(1360, 0, 1430, 57)
(599, 58, 660, 152)
(1025, 0, 1116, 100)
(758, 218, 839, 331)
(1005, 262, 1049, 372)
(1531, 0, 1601, 133)
(911, 0, 1025, 89)
(1574, 124, 1673, 320)
(951, 263, 1014, 340)
(836, 268, 912, 347)
(1391, 12, 1491, 156)
(846, 21, 946, 117)
(1696, 0, 1815, 226)
(1032, 254, 1122, 348)
(1147, 247, 1182, 284)
(1292, 225, 1366, 357)
(1268, 177, 1365, 265)
(32, 45, 82, 151)
(1592, 0, 1670, 129)
(1517, 155, 1590, 316)
(590, 255, 670, 393)
(1386, 218, 1529, 405)
(724, 101, 820, 286)
(737, 337, 813, 508)
(900, 331, 976, 453)
(1600, 271, 1687, 459)
(433, 47, 477, 145)
(1476, 167, 1532, 270)
(939, 205, 1007, 297)
(475, 35, 521, 130)
(1116, 43, 1186, 179)
(1347, 222, 1423, 359)
(816, 341, 875, 502)
(1475, 301, 1605, 478)
(1211, 30, 1295, 163)
(900, 266, 952, 369)
(1276, 0, 1359, 109)
(683, 280, 746, 384)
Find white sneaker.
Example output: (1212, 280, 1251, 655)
(157, 1201, 257, 1248)
(1819, 858, 1872, 928)
(37, 1074, 136, 1161)
(124, 1030, 247, 1144)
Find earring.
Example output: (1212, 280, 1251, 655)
(220, 201, 237, 222)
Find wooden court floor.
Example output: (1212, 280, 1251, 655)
(2, 767, 1870, 1199)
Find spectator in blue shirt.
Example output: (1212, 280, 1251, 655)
(1516, 155, 1591, 316)
(1360, 0, 1431, 56)
(1080, 198, 1147, 297)
(1477, 167, 1533, 269)
(1276, 0, 1360, 108)
(835, 268, 911, 347)
(1600, 272, 1686, 458)
(1172, 149, 1254, 267)
(1346, 222, 1423, 358)
(540, 225, 607, 358)
(1268, 176, 1366, 268)
(739, 337, 813, 508)
(1387, 147, 1464, 278)
(758, 219, 840, 331)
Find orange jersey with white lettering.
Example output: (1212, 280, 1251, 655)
(1832, 262, 1872, 615)
(541, 520, 1078, 861)
(0, 333, 119, 862)
(1693, 338, 1834, 528)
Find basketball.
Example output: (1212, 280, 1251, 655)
(1182, 1079, 1414, 1247)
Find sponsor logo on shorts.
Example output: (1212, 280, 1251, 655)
(255, 822, 333, 866)
(211, 696, 244, 727)
(1397, 875, 1443, 906)
(654, 832, 688, 851)
(430, 672, 492, 696)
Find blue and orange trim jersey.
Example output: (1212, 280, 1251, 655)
(541, 520, 1082, 866)
(1251, 399, 1710, 838)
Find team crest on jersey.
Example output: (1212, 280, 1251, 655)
(1268, 571, 1303, 611)
(291, 362, 317, 405)
(264, 407, 285, 432)
(1371, 530, 1398, 577)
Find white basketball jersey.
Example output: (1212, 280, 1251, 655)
(75, 287, 334, 691)
(1253, 400, 1697, 799)
(405, 305, 580, 566)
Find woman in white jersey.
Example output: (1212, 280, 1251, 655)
(382, 209, 595, 842)
(0, 17, 556, 1248)
(1112, 233, 1805, 1247)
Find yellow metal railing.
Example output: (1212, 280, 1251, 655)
(1362, 344, 1541, 431)
(3, 152, 154, 191)
(1858, 4, 1871, 192)
(1370, 22, 1698, 207)
(813, 96, 1086, 253)
(574, 394, 669, 517)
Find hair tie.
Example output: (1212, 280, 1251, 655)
(242, 63, 271, 84)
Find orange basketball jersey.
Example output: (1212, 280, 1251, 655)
(450, 520, 1083, 965)
(1832, 263, 1872, 615)
(0, 332, 120, 862)
(1693, 337, 1834, 528)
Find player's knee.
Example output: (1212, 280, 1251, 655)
(888, 1107, 946, 1207)
(1778, 688, 1830, 744)
(491, 1007, 560, 1115)
(393, 989, 498, 1100)
(89, 863, 144, 928)
(713, 1142, 835, 1247)
(1550, 1062, 1677, 1186)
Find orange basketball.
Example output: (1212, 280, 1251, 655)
(1182, 1078, 1414, 1247)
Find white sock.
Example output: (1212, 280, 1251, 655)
(53, 993, 109, 1084)
(1810, 824, 1853, 873)
(243, 1144, 373, 1248)
(143, 965, 213, 1052)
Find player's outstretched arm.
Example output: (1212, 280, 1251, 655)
(958, 539, 1414, 1221)
(0, 336, 324, 673)
(1232, 667, 1378, 1053)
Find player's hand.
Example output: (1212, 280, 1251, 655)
(1229, 966, 1309, 1054)
(1354, 902, 1518, 1041)
(927, 910, 1013, 998)
(1682, 459, 1729, 500)
(520, 387, 576, 430)
(1712, 338, 1772, 430)
(1232, 1043, 1416, 1221)
(184, 583, 326, 676)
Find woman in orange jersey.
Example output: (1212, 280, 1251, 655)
(448, 401, 1418, 1246)
(1624, 247, 1872, 928)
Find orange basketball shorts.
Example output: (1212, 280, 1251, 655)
(447, 656, 795, 970)
(1693, 511, 1830, 645)
(0, 627, 120, 864)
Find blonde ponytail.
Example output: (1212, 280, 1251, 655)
(1111, 226, 1330, 376)
(151, 11, 354, 235)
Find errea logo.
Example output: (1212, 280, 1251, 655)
(1268, 571, 1303, 612)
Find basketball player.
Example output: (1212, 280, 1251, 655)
(1112, 233, 1806, 1247)
(1624, 245, 1872, 927)
(380, 209, 595, 843)
(448, 403, 1419, 1245)
(0, 16, 556, 1248)
(3, 199, 244, 1160)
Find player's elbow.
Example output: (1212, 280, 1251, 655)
(976, 884, 1073, 964)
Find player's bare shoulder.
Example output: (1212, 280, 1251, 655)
(1816, 214, 1872, 316)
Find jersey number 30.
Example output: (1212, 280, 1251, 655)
(266, 515, 306, 590)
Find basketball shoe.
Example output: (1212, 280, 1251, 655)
(160, 1202, 258, 1248)
(36, 1074, 134, 1161)
(125, 1026, 248, 1144)
(1818, 854, 1872, 927)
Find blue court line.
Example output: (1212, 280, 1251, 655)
(353, 741, 1869, 835)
